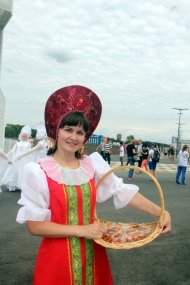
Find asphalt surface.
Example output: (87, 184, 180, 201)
(0, 157, 190, 285)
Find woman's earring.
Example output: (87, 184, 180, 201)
(80, 145, 85, 155)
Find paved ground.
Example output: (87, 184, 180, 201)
(0, 158, 190, 285)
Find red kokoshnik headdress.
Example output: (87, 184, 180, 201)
(45, 85, 102, 141)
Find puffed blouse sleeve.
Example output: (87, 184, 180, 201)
(16, 162, 51, 224)
(89, 152, 139, 209)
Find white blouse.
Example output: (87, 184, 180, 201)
(16, 152, 139, 224)
(178, 150, 189, 167)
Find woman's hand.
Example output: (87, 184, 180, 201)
(78, 223, 106, 239)
(159, 210, 171, 235)
(26, 221, 106, 239)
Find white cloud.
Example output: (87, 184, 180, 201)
(1, 0, 190, 144)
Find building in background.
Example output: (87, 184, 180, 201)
(117, 134, 122, 141)
(0, 0, 12, 149)
(87, 134, 103, 145)
(181, 140, 190, 148)
(172, 136, 190, 151)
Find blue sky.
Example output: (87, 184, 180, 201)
(1, 0, 190, 143)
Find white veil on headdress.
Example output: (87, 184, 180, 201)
(18, 125, 31, 141)
(36, 122, 47, 141)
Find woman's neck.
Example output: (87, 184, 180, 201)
(53, 150, 79, 169)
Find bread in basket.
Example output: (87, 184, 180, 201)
(93, 165, 165, 250)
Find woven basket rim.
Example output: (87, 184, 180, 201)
(93, 165, 165, 250)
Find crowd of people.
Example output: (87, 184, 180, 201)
(163, 145, 175, 161)
(96, 138, 190, 186)
(125, 140, 161, 180)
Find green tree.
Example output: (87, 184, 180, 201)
(126, 135, 134, 143)
(5, 124, 36, 139)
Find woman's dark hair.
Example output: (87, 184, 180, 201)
(59, 112, 89, 131)
(47, 112, 89, 158)
(182, 145, 188, 152)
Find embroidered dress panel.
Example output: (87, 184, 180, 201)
(66, 182, 95, 285)
(62, 185, 74, 284)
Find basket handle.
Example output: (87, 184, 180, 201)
(95, 165, 165, 224)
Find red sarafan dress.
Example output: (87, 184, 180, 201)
(16, 153, 138, 285)
(33, 173, 113, 285)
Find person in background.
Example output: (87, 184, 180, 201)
(141, 144, 149, 171)
(96, 137, 107, 160)
(163, 147, 168, 158)
(137, 140, 143, 168)
(17, 122, 49, 162)
(126, 139, 137, 180)
(167, 147, 171, 159)
(0, 148, 12, 191)
(8, 123, 49, 191)
(119, 141, 125, 166)
(34, 122, 49, 161)
(175, 145, 189, 186)
(104, 137, 112, 165)
(125, 142, 129, 165)
(147, 143, 160, 179)
(7, 125, 32, 161)
(16, 85, 171, 285)
(169, 145, 175, 162)
(7, 125, 32, 191)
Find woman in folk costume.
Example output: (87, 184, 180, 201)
(7, 125, 32, 191)
(10, 123, 49, 190)
(20, 121, 49, 163)
(16, 85, 171, 285)
(7, 125, 32, 161)
(0, 148, 12, 190)
(34, 122, 49, 160)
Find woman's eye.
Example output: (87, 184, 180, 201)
(62, 128, 85, 136)
(77, 131, 85, 136)
(64, 128, 72, 132)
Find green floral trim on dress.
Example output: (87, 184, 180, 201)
(81, 183, 93, 284)
(67, 185, 78, 226)
(67, 183, 94, 284)
(81, 183, 91, 225)
(70, 237, 82, 285)
(67, 185, 81, 284)
(85, 239, 93, 285)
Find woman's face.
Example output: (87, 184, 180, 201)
(21, 133, 28, 141)
(57, 125, 86, 154)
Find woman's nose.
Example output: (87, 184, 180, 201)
(70, 132, 78, 140)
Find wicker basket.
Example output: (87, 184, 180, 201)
(93, 165, 165, 250)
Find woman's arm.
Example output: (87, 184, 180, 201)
(128, 192, 171, 234)
(147, 149, 153, 162)
(96, 144, 100, 151)
(132, 148, 137, 154)
(26, 221, 106, 239)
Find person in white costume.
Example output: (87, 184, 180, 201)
(7, 126, 32, 160)
(6, 125, 32, 191)
(0, 148, 12, 191)
(9, 122, 49, 190)
(16, 85, 171, 285)
(34, 122, 49, 161)
(16, 122, 48, 162)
